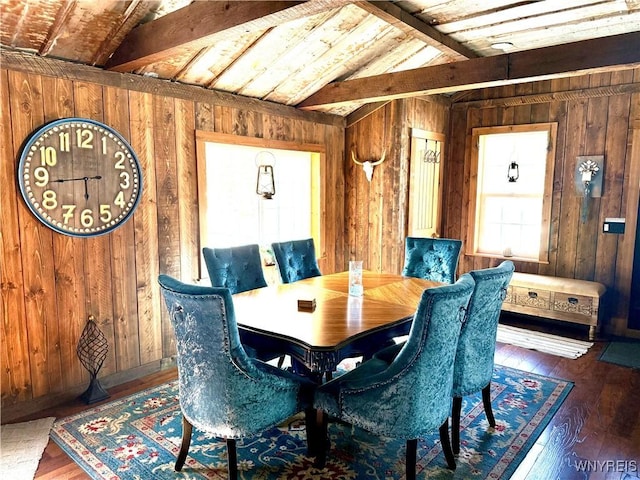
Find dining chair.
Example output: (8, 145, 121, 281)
(203, 244, 286, 366)
(271, 238, 321, 283)
(158, 274, 315, 479)
(313, 274, 475, 478)
(402, 236, 463, 284)
(202, 244, 267, 294)
(451, 260, 515, 454)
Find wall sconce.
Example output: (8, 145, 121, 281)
(255, 151, 276, 199)
(507, 161, 519, 182)
(423, 139, 441, 163)
(575, 155, 604, 222)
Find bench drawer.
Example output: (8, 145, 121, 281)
(513, 286, 551, 310)
(552, 292, 594, 317)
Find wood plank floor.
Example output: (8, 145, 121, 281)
(16, 321, 640, 479)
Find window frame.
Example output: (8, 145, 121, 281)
(466, 123, 557, 263)
(195, 130, 324, 280)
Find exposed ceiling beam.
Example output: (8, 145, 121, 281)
(298, 32, 640, 110)
(354, 1, 478, 60)
(105, 1, 348, 72)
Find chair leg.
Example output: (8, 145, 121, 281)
(175, 416, 193, 471)
(482, 383, 496, 427)
(226, 439, 237, 480)
(405, 439, 417, 480)
(313, 409, 329, 468)
(452, 396, 462, 454)
(277, 355, 285, 368)
(439, 418, 456, 470)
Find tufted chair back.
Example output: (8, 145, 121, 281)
(402, 236, 463, 284)
(202, 244, 268, 294)
(271, 238, 321, 284)
(314, 274, 475, 475)
(158, 274, 313, 478)
(450, 260, 515, 454)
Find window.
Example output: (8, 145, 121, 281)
(468, 123, 557, 263)
(196, 131, 322, 279)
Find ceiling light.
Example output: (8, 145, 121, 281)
(491, 42, 514, 52)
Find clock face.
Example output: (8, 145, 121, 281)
(18, 118, 142, 237)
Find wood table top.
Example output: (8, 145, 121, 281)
(233, 271, 439, 351)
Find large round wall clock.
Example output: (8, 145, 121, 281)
(17, 118, 142, 237)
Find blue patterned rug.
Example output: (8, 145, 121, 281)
(51, 365, 572, 479)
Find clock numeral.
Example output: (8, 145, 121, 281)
(101, 136, 107, 155)
(119, 171, 130, 189)
(76, 129, 94, 149)
(100, 204, 112, 223)
(61, 205, 76, 224)
(40, 146, 57, 167)
(59, 131, 70, 152)
(114, 151, 126, 169)
(33, 166, 49, 187)
(42, 190, 58, 210)
(80, 209, 94, 227)
(114, 191, 126, 208)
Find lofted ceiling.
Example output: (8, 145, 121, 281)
(1, 0, 640, 117)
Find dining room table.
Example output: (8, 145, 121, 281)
(232, 270, 440, 380)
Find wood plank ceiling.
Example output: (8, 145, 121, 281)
(1, 0, 640, 116)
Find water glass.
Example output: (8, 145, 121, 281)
(349, 260, 363, 297)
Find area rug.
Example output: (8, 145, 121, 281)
(599, 339, 640, 369)
(50, 365, 572, 479)
(496, 324, 593, 359)
(0, 416, 55, 480)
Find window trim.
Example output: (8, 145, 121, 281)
(466, 123, 557, 263)
(195, 130, 325, 279)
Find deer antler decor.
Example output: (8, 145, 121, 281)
(351, 150, 386, 182)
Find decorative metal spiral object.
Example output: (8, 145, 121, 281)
(76, 315, 110, 404)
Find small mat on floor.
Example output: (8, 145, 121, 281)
(598, 339, 640, 369)
(50, 365, 572, 479)
(0, 416, 55, 480)
(496, 324, 593, 359)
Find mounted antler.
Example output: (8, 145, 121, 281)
(351, 150, 386, 182)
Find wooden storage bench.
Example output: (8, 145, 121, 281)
(502, 272, 606, 340)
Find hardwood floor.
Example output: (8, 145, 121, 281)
(17, 324, 640, 479)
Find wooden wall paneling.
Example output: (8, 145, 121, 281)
(555, 76, 591, 278)
(443, 108, 466, 243)
(175, 98, 199, 284)
(73, 81, 118, 378)
(464, 107, 483, 273)
(195, 102, 215, 131)
(9, 71, 58, 400)
(368, 105, 386, 272)
(574, 78, 610, 280)
(153, 95, 179, 359)
(40, 75, 74, 393)
(129, 90, 162, 365)
(1, 69, 32, 405)
(594, 92, 631, 292)
(530, 80, 552, 123)
(103, 85, 141, 372)
(392, 99, 410, 274)
(328, 124, 345, 272)
(513, 82, 534, 125)
(613, 90, 640, 329)
(538, 98, 568, 277)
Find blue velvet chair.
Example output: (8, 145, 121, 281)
(451, 260, 515, 454)
(158, 274, 314, 479)
(271, 238, 321, 284)
(202, 244, 267, 294)
(402, 236, 463, 284)
(314, 274, 475, 478)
